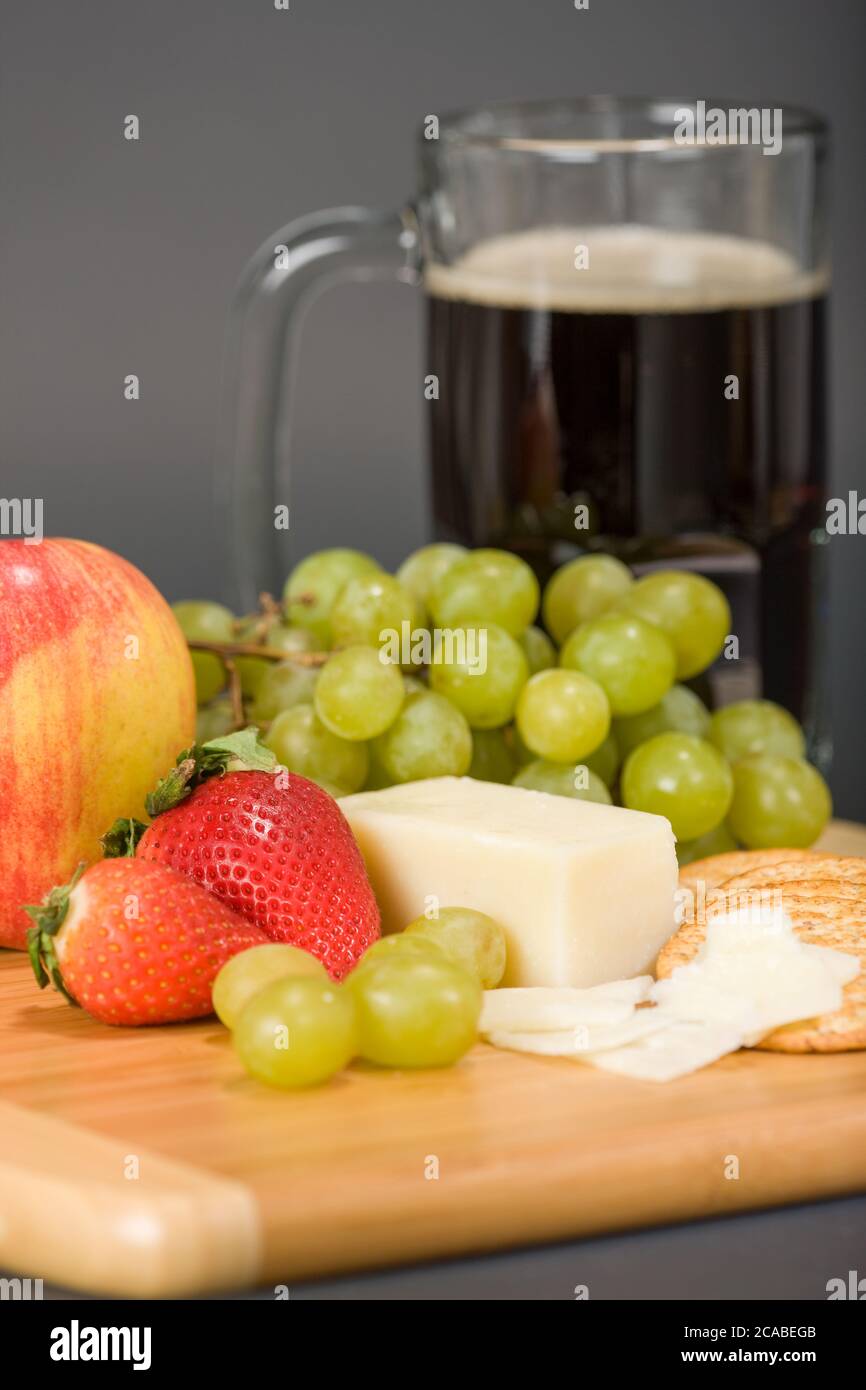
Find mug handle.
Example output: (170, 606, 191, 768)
(219, 206, 421, 610)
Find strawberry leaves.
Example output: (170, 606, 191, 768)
(24, 862, 86, 1002)
(101, 728, 279, 858)
(146, 728, 277, 816)
(101, 817, 149, 858)
(145, 755, 199, 817)
(197, 728, 278, 774)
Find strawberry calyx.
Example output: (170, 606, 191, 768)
(101, 816, 149, 858)
(101, 727, 279, 858)
(145, 755, 199, 818)
(24, 861, 86, 1002)
(146, 728, 278, 814)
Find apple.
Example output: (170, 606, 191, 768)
(0, 538, 196, 948)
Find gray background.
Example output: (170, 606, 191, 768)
(1, 0, 864, 813)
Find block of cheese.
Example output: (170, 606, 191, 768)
(339, 778, 678, 988)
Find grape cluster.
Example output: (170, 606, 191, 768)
(175, 544, 831, 858)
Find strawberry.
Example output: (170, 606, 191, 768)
(105, 729, 381, 980)
(26, 858, 269, 1025)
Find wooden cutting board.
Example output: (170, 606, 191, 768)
(1, 820, 865, 1298)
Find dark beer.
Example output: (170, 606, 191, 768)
(426, 228, 827, 740)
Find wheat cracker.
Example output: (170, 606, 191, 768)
(678, 849, 822, 896)
(660, 861, 866, 1052)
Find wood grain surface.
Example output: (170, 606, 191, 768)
(1, 820, 865, 1298)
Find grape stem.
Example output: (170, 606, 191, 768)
(225, 657, 244, 729)
(186, 639, 330, 668)
(232, 592, 283, 644)
(188, 637, 328, 733)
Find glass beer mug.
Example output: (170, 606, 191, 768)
(222, 97, 829, 754)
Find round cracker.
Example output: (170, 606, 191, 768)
(723, 878, 866, 904)
(719, 857, 866, 892)
(678, 849, 822, 895)
(766, 893, 866, 917)
(657, 884, 866, 1053)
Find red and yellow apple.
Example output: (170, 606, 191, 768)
(0, 539, 196, 948)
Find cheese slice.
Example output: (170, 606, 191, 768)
(486, 1010, 669, 1056)
(480, 979, 653, 1033)
(340, 778, 678, 988)
(583, 1019, 745, 1082)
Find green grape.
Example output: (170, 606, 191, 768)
(318, 780, 352, 799)
(404, 907, 507, 988)
(513, 759, 612, 805)
(330, 573, 425, 655)
(429, 624, 529, 729)
(519, 624, 557, 674)
(709, 699, 806, 763)
(511, 717, 612, 780)
(233, 976, 358, 1088)
(560, 612, 676, 717)
(728, 755, 831, 849)
(232, 615, 262, 696)
(351, 955, 481, 1068)
(273, 626, 321, 655)
(362, 739, 396, 791)
(468, 728, 518, 784)
(172, 600, 235, 705)
(213, 943, 327, 1029)
(351, 934, 446, 975)
(264, 703, 368, 794)
(429, 549, 540, 636)
(250, 661, 319, 723)
(542, 554, 633, 644)
(373, 690, 472, 783)
(584, 731, 620, 788)
(614, 684, 711, 759)
(515, 669, 610, 763)
(196, 696, 235, 743)
(506, 722, 536, 767)
(676, 823, 739, 867)
(396, 543, 467, 607)
(314, 645, 405, 741)
(235, 620, 320, 699)
(618, 570, 731, 679)
(283, 548, 381, 646)
(621, 732, 734, 841)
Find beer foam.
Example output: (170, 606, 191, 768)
(425, 226, 827, 313)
